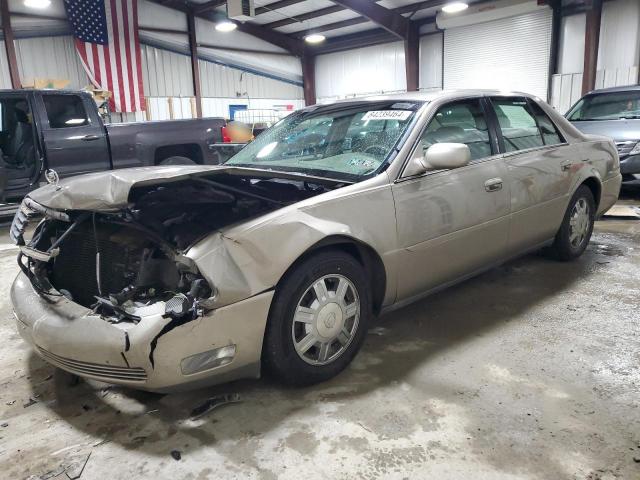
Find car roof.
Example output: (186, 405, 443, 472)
(323, 89, 542, 105)
(586, 84, 640, 95)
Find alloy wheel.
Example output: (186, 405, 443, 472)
(569, 197, 591, 248)
(291, 274, 360, 366)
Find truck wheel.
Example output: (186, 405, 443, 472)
(262, 250, 371, 386)
(548, 185, 595, 261)
(159, 156, 196, 165)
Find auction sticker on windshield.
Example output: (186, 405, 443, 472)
(361, 110, 412, 121)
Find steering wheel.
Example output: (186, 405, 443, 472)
(363, 145, 387, 156)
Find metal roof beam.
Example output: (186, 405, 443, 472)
(194, 0, 226, 13)
(329, 0, 413, 39)
(290, 0, 444, 37)
(146, 0, 305, 56)
(255, 0, 308, 15)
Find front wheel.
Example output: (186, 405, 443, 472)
(262, 250, 371, 386)
(548, 185, 595, 261)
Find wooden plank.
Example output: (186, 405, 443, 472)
(187, 11, 202, 118)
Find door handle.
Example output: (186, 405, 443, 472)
(484, 178, 503, 192)
(561, 161, 573, 171)
(82, 134, 100, 141)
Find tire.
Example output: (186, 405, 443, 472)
(159, 156, 196, 166)
(548, 185, 595, 261)
(262, 250, 372, 386)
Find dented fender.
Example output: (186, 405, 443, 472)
(188, 172, 400, 308)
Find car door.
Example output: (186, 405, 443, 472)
(391, 97, 511, 302)
(487, 96, 573, 254)
(36, 92, 111, 178)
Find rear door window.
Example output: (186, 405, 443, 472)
(491, 98, 544, 152)
(43, 94, 90, 128)
(527, 100, 564, 146)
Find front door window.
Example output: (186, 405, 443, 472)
(0, 96, 37, 178)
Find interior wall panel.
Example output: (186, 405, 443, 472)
(14, 36, 89, 89)
(597, 0, 640, 71)
(444, 8, 552, 99)
(316, 42, 406, 102)
(0, 41, 12, 89)
(199, 58, 303, 100)
(141, 44, 194, 97)
(419, 33, 443, 91)
(557, 13, 586, 74)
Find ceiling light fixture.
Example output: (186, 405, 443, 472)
(215, 21, 237, 32)
(304, 33, 326, 44)
(24, 0, 51, 8)
(442, 2, 469, 13)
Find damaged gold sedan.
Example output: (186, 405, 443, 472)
(10, 91, 621, 391)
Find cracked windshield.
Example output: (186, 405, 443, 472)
(225, 101, 422, 181)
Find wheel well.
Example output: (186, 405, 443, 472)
(279, 236, 387, 316)
(154, 144, 203, 164)
(581, 177, 601, 209)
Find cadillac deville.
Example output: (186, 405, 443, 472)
(10, 90, 621, 392)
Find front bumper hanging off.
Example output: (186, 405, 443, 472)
(12, 272, 274, 392)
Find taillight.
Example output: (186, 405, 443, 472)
(221, 126, 231, 143)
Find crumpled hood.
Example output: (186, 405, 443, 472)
(27, 165, 332, 211)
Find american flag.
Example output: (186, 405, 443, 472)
(64, 0, 145, 113)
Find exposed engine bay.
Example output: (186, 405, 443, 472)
(15, 173, 338, 326)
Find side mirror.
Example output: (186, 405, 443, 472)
(404, 143, 471, 177)
(424, 143, 471, 170)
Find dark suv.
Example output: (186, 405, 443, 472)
(566, 85, 640, 183)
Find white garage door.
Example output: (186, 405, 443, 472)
(443, 9, 552, 100)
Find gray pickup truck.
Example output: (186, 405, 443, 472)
(0, 89, 241, 202)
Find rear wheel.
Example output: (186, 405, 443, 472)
(159, 156, 196, 166)
(548, 185, 595, 261)
(263, 250, 371, 385)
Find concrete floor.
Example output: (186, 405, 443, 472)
(0, 192, 639, 480)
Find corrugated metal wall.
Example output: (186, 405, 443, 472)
(141, 44, 194, 97)
(316, 42, 407, 103)
(0, 41, 12, 89)
(199, 58, 303, 100)
(419, 33, 443, 91)
(14, 36, 89, 89)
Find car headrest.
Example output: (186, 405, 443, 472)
(15, 108, 29, 124)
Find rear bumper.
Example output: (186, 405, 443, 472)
(11, 272, 274, 392)
(598, 173, 623, 217)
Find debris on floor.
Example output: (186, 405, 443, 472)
(189, 393, 241, 419)
(369, 326, 389, 336)
(23, 397, 37, 408)
(170, 450, 182, 461)
(64, 452, 91, 480)
(603, 205, 640, 218)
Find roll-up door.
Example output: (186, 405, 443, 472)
(443, 9, 552, 100)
